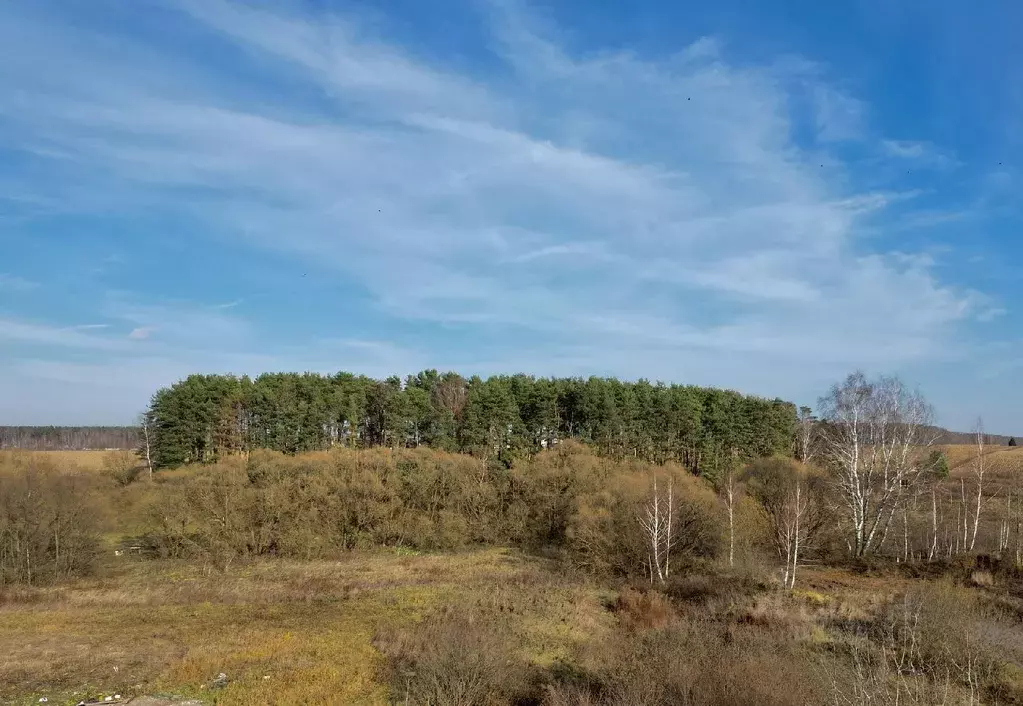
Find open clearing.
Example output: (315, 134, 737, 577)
(0, 548, 612, 705)
(0, 450, 113, 473)
(7, 545, 1023, 705)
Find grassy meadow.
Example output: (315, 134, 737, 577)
(6, 544, 1023, 705)
(0, 548, 612, 705)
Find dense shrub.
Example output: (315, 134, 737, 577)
(566, 464, 723, 577)
(102, 450, 143, 486)
(824, 580, 996, 704)
(874, 580, 993, 682)
(143, 444, 729, 577)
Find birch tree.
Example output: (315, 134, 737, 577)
(817, 372, 936, 558)
(796, 406, 818, 464)
(744, 459, 828, 589)
(716, 464, 740, 568)
(638, 475, 676, 583)
(138, 412, 154, 482)
(968, 418, 986, 552)
(923, 451, 948, 561)
(999, 492, 1013, 554)
(713, 449, 744, 568)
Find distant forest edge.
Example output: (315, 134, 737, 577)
(140, 371, 797, 473)
(0, 426, 139, 451)
(926, 426, 1016, 446)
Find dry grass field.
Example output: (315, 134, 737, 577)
(0, 548, 613, 705)
(0, 449, 115, 473)
(6, 548, 1023, 706)
(941, 444, 1023, 475)
(942, 444, 1023, 497)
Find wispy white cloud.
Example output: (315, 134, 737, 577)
(0, 318, 131, 352)
(0, 273, 39, 291)
(882, 139, 959, 169)
(812, 84, 867, 142)
(128, 327, 154, 340)
(102, 293, 251, 348)
(0, 0, 1001, 423)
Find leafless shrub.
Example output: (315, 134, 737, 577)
(0, 467, 101, 585)
(102, 450, 142, 486)
(830, 580, 994, 705)
(744, 458, 831, 588)
(567, 466, 722, 579)
(543, 618, 825, 706)
(375, 607, 530, 706)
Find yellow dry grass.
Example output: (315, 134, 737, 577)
(0, 449, 114, 473)
(940, 444, 1023, 473)
(942, 445, 1023, 497)
(0, 548, 612, 706)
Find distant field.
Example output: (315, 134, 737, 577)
(940, 444, 1023, 477)
(0, 449, 118, 472)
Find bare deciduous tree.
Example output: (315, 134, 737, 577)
(817, 372, 936, 557)
(745, 459, 829, 588)
(796, 406, 817, 464)
(718, 465, 739, 569)
(639, 475, 676, 583)
(968, 418, 986, 553)
(999, 492, 1013, 554)
(138, 412, 154, 482)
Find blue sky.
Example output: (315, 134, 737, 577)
(1, 0, 1021, 432)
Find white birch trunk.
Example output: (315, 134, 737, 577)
(970, 419, 985, 553)
(790, 481, 802, 589)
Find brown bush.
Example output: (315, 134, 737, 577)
(879, 580, 989, 671)
(375, 607, 531, 706)
(102, 450, 142, 486)
(971, 569, 995, 588)
(825, 579, 997, 703)
(566, 464, 723, 578)
(665, 566, 771, 608)
(0, 466, 101, 585)
(613, 589, 675, 630)
(543, 618, 826, 706)
(140, 445, 725, 582)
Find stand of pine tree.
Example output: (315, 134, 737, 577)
(143, 371, 797, 473)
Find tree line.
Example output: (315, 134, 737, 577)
(0, 426, 138, 450)
(4, 370, 1020, 589)
(143, 371, 797, 474)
